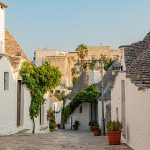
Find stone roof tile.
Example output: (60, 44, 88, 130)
(96, 64, 117, 101)
(122, 32, 150, 89)
(5, 29, 28, 69)
(67, 70, 89, 100)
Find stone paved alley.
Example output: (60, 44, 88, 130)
(0, 130, 132, 150)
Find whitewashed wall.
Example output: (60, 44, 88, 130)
(65, 103, 90, 130)
(51, 101, 63, 124)
(98, 100, 111, 128)
(0, 56, 20, 135)
(89, 70, 101, 84)
(126, 79, 150, 150)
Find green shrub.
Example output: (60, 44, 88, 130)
(106, 120, 123, 131)
(88, 121, 100, 131)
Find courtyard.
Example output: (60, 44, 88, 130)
(0, 129, 132, 150)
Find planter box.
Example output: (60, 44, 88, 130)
(107, 131, 121, 145)
(93, 130, 100, 136)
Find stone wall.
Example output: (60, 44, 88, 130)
(34, 47, 121, 88)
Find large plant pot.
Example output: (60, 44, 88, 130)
(107, 131, 121, 145)
(93, 130, 100, 136)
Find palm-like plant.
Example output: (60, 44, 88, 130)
(75, 44, 88, 69)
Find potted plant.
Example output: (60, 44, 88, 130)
(88, 121, 101, 136)
(88, 121, 98, 131)
(72, 120, 80, 130)
(106, 120, 123, 145)
(56, 123, 61, 129)
(91, 125, 101, 136)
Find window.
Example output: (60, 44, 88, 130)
(79, 106, 82, 113)
(4, 72, 9, 90)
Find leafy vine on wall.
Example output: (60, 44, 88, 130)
(19, 61, 61, 133)
(62, 84, 101, 123)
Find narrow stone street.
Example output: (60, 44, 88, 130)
(0, 130, 132, 150)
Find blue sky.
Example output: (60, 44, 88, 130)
(4, 0, 150, 59)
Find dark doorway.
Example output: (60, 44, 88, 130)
(17, 80, 21, 126)
(90, 103, 98, 121)
(40, 105, 44, 125)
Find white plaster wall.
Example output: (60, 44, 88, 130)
(65, 103, 90, 130)
(0, 57, 19, 135)
(111, 48, 126, 122)
(43, 99, 49, 127)
(22, 85, 33, 131)
(89, 70, 101, 84)
(51, 101, 63, 124)
(111, 73, 124, 122)
(125, 80, 150, 150)
(111, 57, 150, 150)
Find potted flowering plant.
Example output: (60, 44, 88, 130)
(106, 120, 123, 145)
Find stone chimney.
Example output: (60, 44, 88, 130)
(0, 2, 7, 53)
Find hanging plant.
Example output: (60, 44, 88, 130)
(62, 84, 101, 123)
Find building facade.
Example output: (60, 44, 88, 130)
(0, 3, 49, 135)
(111, 33, 150, 150)
(34, 46, 121, 88)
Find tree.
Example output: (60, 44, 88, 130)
(75, 44, 88, 69)
(72, 77, 79, 86)
(71, 68, 76, 77)
(19, 61, 61, 133)
(102, 56, 115, 71)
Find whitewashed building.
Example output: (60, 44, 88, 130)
(65, 70, 90, 129)
(111, 33, 150, 150)
(65, 67, 113, 130)
(0, 2, 49, 135)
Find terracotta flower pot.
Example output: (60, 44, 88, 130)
(107, 131, 121, 145)
(73, 125, 78, 130)
(93, 130, 100, 136)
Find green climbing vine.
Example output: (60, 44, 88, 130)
(62, 84, 101, 123)
(19, 61, 61, 133)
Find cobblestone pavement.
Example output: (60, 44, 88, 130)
(0, 130, 132, 150)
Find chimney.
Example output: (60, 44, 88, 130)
(0, 2, 7, 54)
